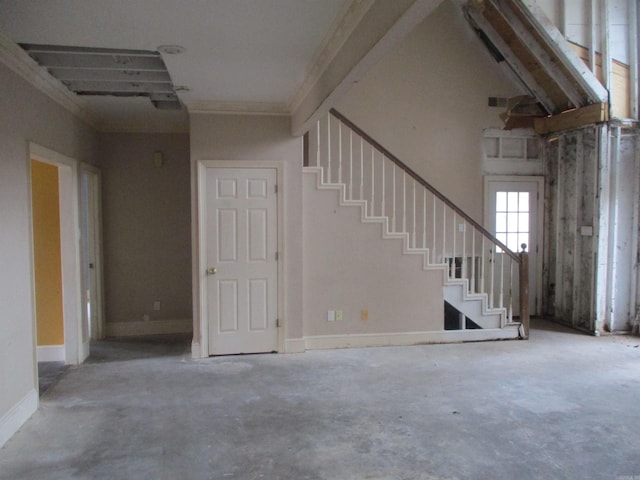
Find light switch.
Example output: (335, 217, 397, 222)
(327, 310, 335, 322)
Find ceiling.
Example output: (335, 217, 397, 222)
(0, 0, 350, 132)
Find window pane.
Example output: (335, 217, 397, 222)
(496, 213, 507, 232)
(507, 233, 518, 252)
(519, 212, 529, 232)
(508, 192, 519, 211)
(496, 192, 507, 211)
(507, 212, 518, 232)
(519, 192, 529, 212)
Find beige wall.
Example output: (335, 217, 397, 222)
(302, 172, 444, 337)
(190, 114, 304, 349)
(99, 133, 192, 330)
(0, 61, 98, 446)
(336, 0, 523, 223)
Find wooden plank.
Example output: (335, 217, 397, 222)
(534, 102, 609, 135)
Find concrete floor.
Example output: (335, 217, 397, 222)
(1, 319, 639, 480)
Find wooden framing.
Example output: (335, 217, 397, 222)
(534, 102, 609, 135)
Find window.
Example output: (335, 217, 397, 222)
(495, 191, 529, 253)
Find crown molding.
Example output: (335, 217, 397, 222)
(0, 31, 97, 128)
(288, 0, 375, 112)
(185, 100, 290, 116)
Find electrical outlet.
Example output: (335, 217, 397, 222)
(458, 223, 466, 233)
(335, 310, 343, 321)
(361, 309, 368, 321)
(153, 301, 161, 311)
(327, 310, 335, 322)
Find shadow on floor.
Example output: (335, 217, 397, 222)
(37, 362, 70, 396)
(86, 333, 192, 364)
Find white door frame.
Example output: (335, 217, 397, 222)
(79, 163, 105, 341)
(29, 142, 87, 365)
(196, 160, 285, 357)
(484, 175, 544, 315)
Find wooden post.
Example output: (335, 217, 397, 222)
(519, 244, 530, 339)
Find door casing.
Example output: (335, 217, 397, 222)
(196, 160, 285, 357)
(29, 142, 87, 365)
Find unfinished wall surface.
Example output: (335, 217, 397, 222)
(0, 61, 98, 447)
(190, 114, 303, 353)
(335, 0, 523, 223)
(543, 126, 600, 332)
(544, 125, 640, 334)
(302, 172, 444, 343)
(100, 133, 192, 336)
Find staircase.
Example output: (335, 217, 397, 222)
(305, 109, 529, 337)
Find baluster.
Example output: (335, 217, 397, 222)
(370, 146, 375, 217)
(470, 230, 476, 294)
(338, 121, 342, 186)
(489, 247, 495, 309)
(327, 115, 332, 183)
(508, 259, 514, 323)
(442, 203, 446, 270)
(316, 120, 320, 170)
(481, 237, 486, 295)
(359, 137, 364, 200)
(462, 220, 466, 283)
(381, 156, 386, 218)
(349, 131, 353, 200)
(499, 251, 504, 309)
(412, 180, 416, 248)
(402, 172, 407, 234)
(392, 166, 396, 231)
(432, 196, 437, 264)
(423, 187, 427, 250)
(451, 212, 456, 278)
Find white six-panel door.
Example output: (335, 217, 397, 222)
(205, 167, 278, 355)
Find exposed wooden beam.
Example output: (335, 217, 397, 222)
(492, 0, 585, 108)
(464, 5, 556, 113)
(534, 102, 609, 135)
(519, 0, 609, 104)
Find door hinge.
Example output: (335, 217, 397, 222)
(276, 319, 280, 328)
(275, 251, 279, 261)
(275, 184, 278, 194)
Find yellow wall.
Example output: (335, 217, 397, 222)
(31, 160, 64, 346)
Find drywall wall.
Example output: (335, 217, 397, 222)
(335, 0, 523, 223)
(0, 61, 98, 447)
(190, 114, 303, 354)
(30, 160, 64, 346)
(99, 133, 192, 335)
(302, 171, 444, 338)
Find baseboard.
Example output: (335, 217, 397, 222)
(284, 338, 306, 353)
(105, 318, 193, 337)
(36, 345, 65, 362)
(303, 328, 520, 350)
(0, 388, 38, 448)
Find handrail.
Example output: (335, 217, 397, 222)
(329, 108, 521, 263)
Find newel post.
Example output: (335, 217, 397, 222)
(519, 243, 530, 339)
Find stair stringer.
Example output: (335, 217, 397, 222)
(305, 167, 512, 331)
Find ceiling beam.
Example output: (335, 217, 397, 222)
(291, 0, 445, 136)
(464, 4, 556, 113)
(491, 0, 586, 109)
(518, 0, 608, 104)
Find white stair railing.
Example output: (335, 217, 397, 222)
(306, 109, 530, 333)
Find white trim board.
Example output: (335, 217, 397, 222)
(105, 319, 193, 337)
(36, 345, 65, 362)
(0, 389, 38, 448)
(303, 328, 521, 350)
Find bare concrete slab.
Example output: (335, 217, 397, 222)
(1, 320, 639, 480)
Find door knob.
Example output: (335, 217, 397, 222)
(206, 267, 217, 275)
